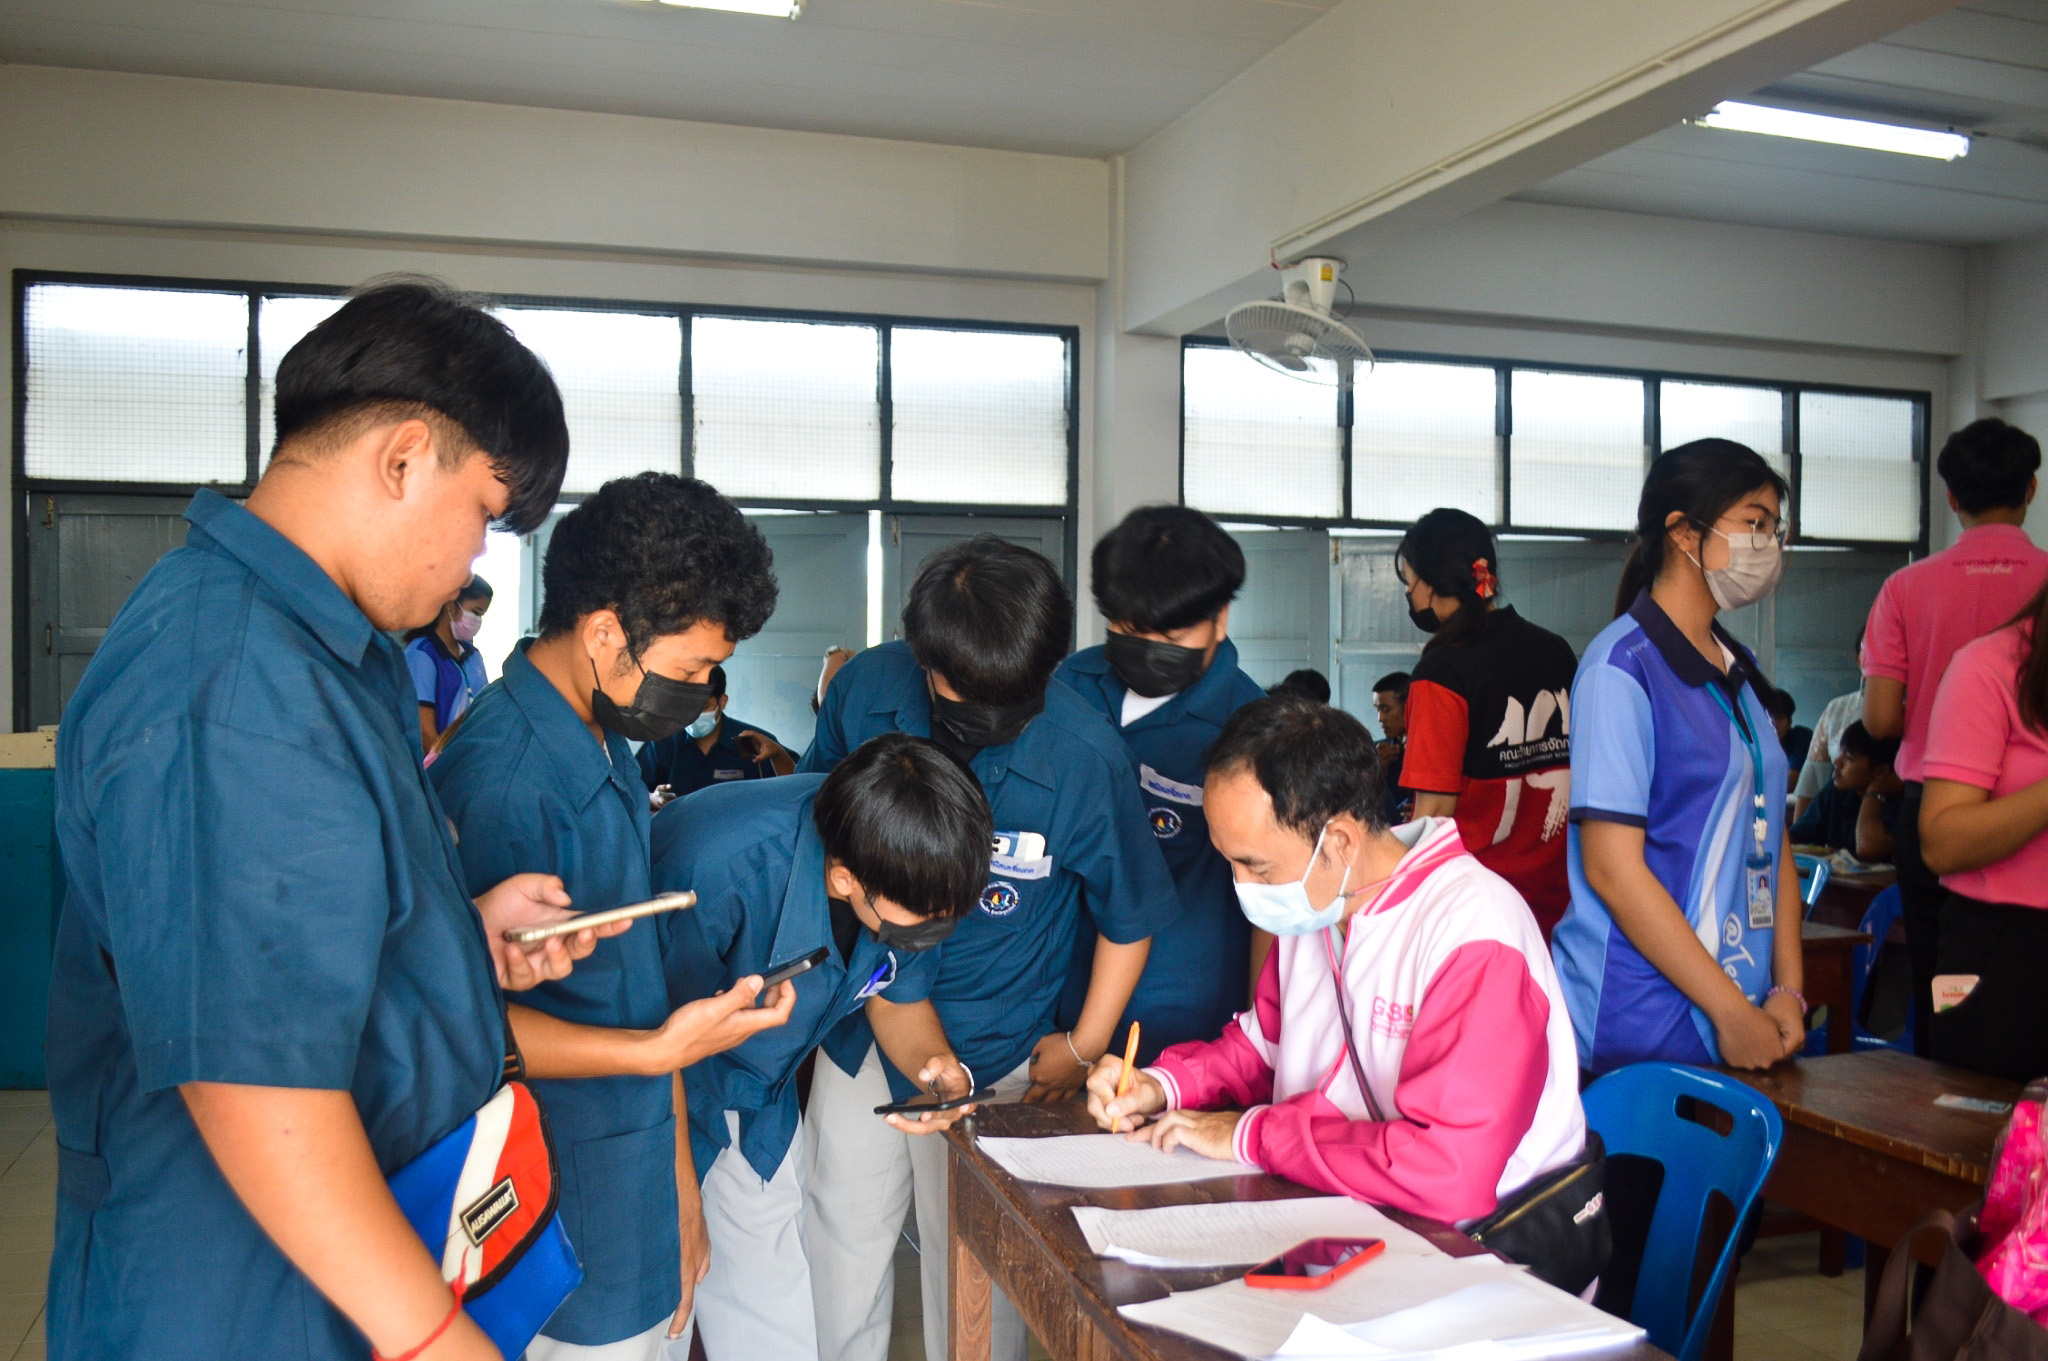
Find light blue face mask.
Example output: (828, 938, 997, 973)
(1233, 824, 1354, 937)
(684, 706, 720, 740)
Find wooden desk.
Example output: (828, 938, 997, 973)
(945, 1101, 1670, 1361)
(1724, 1052, 2017, 1317)
(1800, 921, 1872, 1055)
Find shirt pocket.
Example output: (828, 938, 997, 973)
(565, 1115, 682, 1308)
(976, 837, 1056, 929)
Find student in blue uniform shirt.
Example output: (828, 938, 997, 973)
(432, 473, 798, 1361)
(636, 663, 791, 807)
(405, 572, 493, 752)
(1055, 506, 1265, 1064)
(655, 732, 989, 1360)
(799, 535, 1180, 1361)
(43, 280, 624, 1361)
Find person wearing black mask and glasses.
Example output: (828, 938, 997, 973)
(1054, 506, 1266, 1063)
(431, 473, 799, 1361)
(798, 534, 1179, 1361)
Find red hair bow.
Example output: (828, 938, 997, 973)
(1471, 559, 1498, 600)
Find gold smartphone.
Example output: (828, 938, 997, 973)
(501, 891, 697, 945)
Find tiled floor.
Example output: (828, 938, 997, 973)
(0, 1089, 1860, 1361)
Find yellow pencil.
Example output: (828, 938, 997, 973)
(1112, 1022, 1141, 1134)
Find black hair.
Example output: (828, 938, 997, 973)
(813, 732, 995, 920)
(706, 664, 728, 702)
(902, 535, 1072, 705)
(271, 276, 568, 535)
(1763, 687, 1796, 722)
(1091, 505, 1246, 633)
(1269, 668, 1332, 704)
(1398, 508, 1499, 653)
(1937, 418, 2041, 515)
(537, 473, 777, 656)
(457, 575, 494, 606)
(1616, 439, 1790, 616)
(1372, 671, 1412, 699)
(1206, 694, 1387, 839)
(1838, 720, 1900, 769)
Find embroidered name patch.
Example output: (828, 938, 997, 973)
(1138, 764, 1202, 807)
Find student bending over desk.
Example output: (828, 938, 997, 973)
(1085, 695, 1587, 1229)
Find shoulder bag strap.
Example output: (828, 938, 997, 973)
(1325, 927, 1388, 1123)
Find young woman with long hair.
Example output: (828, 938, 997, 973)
(1551, 440, 1807, 1073)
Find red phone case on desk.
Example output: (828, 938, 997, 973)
(1244, 1237, 1386, 1291)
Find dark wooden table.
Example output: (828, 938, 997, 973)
(1800, 921, 1872, 1055)
(1723, 1051, 2018, 1318)
(1809, 868, 1896, 931)
(945, 1101, 1670, 1361)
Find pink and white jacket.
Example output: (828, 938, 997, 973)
(1145, 817, 1586, 1225)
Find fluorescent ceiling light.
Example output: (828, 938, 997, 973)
(1695, 101, 1969, 160)
(642, 0, 803, 15)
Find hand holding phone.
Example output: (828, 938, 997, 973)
(757, 947, 828, 1001)
(1244, 1238, 1385, 1291)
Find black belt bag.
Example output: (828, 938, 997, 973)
(1466, 1131, 1612, 1296)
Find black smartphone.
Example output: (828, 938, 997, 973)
(757, 946, 829, 996)
(872, 1087, 995, 1117)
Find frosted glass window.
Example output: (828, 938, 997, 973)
(258, 295, 346, 463)
(1509, 370, 1645, 531)
(1660, 380, 1789, 488)
(1799, 392, 1919, 542)
(891, 328, 1068, 505)
(1182, 346, 1342, 519)
(24, 284, 249, 483)
(692, 316, 880, 502)
(1351, 361, 1498, 524)
(495, 308, 682, 495)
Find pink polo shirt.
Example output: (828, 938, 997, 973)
(1922, 623, 2048, 908)
(1863, 524, 2048, 781)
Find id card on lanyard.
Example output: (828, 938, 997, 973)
(1705, 681, 1774, 930)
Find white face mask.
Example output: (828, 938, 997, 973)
(1689, 528, 1784, 612)
(1233, 824, 1353, 937)
(684, 706, 720, 740)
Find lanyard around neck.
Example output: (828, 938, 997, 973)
(1704, 678, 1771, 862)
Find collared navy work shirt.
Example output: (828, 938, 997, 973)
(653, 776, 941, 1179)
(635, 713, 782, 799)
(429, 644, 677, 1347)
(1054, 638, 1265, 1063)
(45, 491, 506, 1361)
(800, 641, 1179, 1098)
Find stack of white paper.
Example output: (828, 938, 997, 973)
(975, 1134, 1261, 1189)
(1120, 1257, 1642, 1360)
(1071, 1196, 1439, 1268)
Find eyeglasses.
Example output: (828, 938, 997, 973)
(1716, 513, 1788, 551)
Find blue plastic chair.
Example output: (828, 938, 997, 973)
(1851, 885, 1914, 1054)
(1793, 853, 1831, 916)
(1582, 1064, 1784, 1361)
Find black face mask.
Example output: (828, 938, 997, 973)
(1104, 631, 1209, 698)
(928, 684, 1044, 753)
(1407, 605, 1441, 635)
(872, 913, 958, 954)
(589, 655, 714, 744)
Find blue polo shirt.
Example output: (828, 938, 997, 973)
(1053, 638, 1265, 1063)
(45, 491, 506, 1361)
(405, 632, 489, 732)
(800, 641, 1179, 1098)
(429, 646, 677, 1347)
(652, 777, 941, 1179)
(1553, 590, 1791, 1074)
(636, 713, 782, 798)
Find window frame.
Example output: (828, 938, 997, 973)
(1177, 336, 1930, 553)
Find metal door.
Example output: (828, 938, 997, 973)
(727, 512, 871, 754)
(879, 514, 1069, 642)
(1226, 527, 1332, 693)
(25, 493, 192, 728)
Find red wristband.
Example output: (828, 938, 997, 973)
(372, 1280, 463, 1361)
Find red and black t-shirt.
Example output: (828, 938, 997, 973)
(1398, 606, 1578, 939)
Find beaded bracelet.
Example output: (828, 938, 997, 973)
(1766, 985, 1809, 1016)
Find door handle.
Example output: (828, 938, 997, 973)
(45, 622, 53, 655)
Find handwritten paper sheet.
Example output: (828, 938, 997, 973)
(1071, 1196, 1438, 1268)
(975, 1134, 1260, 1189)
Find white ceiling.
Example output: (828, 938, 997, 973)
(0, 0, 1338, 157)
(1518, 0, 2048, 246)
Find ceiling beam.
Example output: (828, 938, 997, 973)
(1120, 0, 1962, 336)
